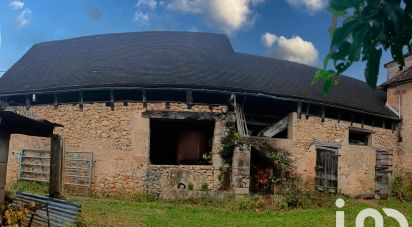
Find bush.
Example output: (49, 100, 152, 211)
(392, 175, 412, 201)
(130, 193, 158, 202)
(188, 183, 194, 191)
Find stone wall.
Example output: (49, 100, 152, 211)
(391, 82, 412, 174)
(147, 165, 215, 195)
(268, 112, 398, 197)
(5, 102, 228, 196)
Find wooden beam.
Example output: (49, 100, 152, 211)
(49, 135, 65, 198)
(142, 89, 147, 108)
(297, 102, 302, 119)
(350, 114, 354, 126)
(258, 116, 288, 137)
(110, 90, 115, 111)
(361, 114, 364, 128)
(306, 104, 310, 119)
(79, 91, 84, 112)
(186, 90, 193, 109)
(53, 93, 58, 110)
(142, 110, 217, 120)
(25, 95, 30, 110)
(0, 134, 10, 206)
(337, 112, 341, 123)
(321, 106, 325, 122)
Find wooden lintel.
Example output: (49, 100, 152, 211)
(142, 110, 217, 120)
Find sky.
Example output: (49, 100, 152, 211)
(0, 0, 394, 84)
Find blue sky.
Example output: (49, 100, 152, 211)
(0, 0, 393, 84)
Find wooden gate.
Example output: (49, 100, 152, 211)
(375, 149, 392, 199)
(315, 148, 338, 193)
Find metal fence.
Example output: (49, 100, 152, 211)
(19, 149, 93, 189)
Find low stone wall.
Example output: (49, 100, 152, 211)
(146, 165, 216, 195)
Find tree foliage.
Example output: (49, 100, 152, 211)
(313, 0, 412, 95)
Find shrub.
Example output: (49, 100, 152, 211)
(130, 193, 158, 202)
(392, 175, 412, 202)
(187, 183, 194, 191)
(200, 183, 209, 191)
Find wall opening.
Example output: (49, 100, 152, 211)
(349, 129, 371, 145)
(149, 119, 215, 165)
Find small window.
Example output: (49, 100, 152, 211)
(349, 129, 371, 146)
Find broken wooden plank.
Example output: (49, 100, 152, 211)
(258, 116, 288, 138)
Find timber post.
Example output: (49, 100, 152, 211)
(0, 134, 10, 206)
(49, 134, 65, 198)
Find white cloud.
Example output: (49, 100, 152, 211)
(165, 0, 203, 14)
(286, 0, 327, 13)
(263, 33, 319, 65)
(16, 8, 32, 28)
(133, 11, 149, 24)
(136, 0, 157, 9)
(164, 0, 264, 34)
(9, 0, 24, 10)
(261, 32, 278, 48)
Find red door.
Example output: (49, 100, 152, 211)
(176, 130, 208, 165)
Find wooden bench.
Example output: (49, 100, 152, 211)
(13, 192, 82, 227)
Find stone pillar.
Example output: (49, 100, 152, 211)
(49, 134, 65, 198)
(232, 144, 251, 197)
(0, 134, 11, 205)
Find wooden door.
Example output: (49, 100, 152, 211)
(176, 130, 208, 165)
(375, 149, 392, 199)
(315, 148, 338, 193)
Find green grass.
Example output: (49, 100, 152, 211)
(8, 181, 412, 226)
(71, 196, 412, 227)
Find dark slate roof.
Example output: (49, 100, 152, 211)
(0, 31, 395, 118)
(381, 66, 412, 88)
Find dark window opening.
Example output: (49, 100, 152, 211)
(349, 129, 371, 146)
(150, 119, 215, 165)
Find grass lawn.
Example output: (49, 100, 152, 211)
(72, 196, 412, 227)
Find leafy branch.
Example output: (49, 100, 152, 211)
(313, 0, 412, 95)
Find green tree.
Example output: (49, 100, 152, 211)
(312, 0, 412, 95)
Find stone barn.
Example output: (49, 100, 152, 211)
(0, 31, 404, 198)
